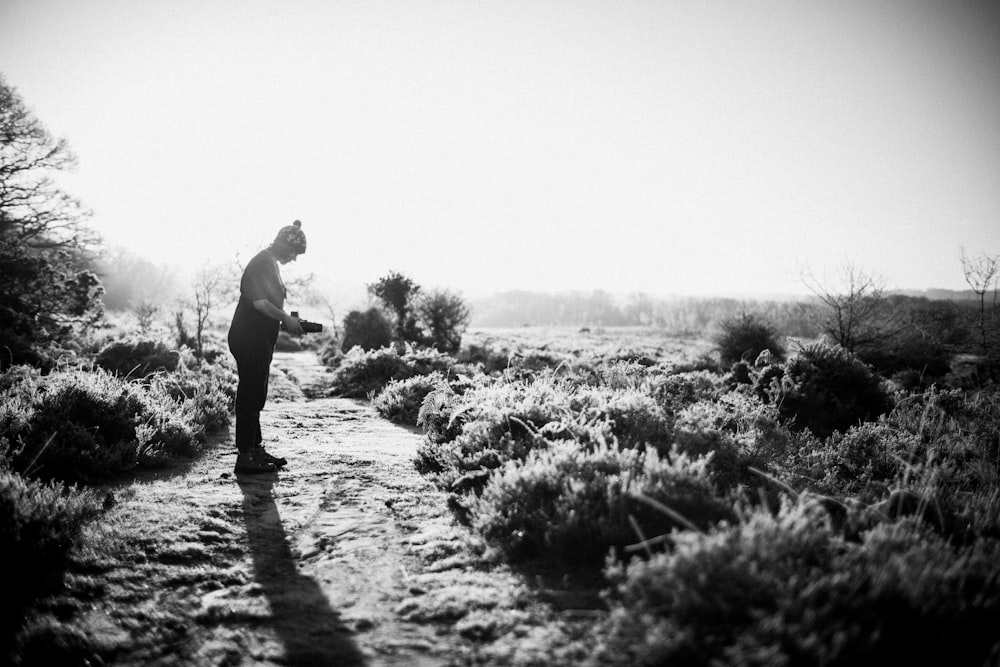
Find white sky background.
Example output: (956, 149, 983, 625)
(2, 0, 998, 299)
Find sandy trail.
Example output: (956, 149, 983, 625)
(195, 351, 469, 665)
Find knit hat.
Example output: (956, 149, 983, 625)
(273, 220, 307, 254)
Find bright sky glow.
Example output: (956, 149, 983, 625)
(2, 0, 998, 298)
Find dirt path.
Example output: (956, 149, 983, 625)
(40, 351, 594, 666)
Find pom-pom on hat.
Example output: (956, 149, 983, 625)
(273, 220, 307, 254)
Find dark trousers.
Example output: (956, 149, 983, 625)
(228, 331, 273, 453)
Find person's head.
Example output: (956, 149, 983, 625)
(270, 220, 307, 263)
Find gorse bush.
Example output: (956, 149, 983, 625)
(339, 307, 394, 353)
(767, 343, 893, 438)
(599, 499, 1000, 666)
(469, 442, 734, 566)
(713, 312, 785, 368)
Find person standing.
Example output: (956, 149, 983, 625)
(227, 220, 307, 474)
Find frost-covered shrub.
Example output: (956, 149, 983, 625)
(651, 370, 724, 412)
(505, 350, 573, 378)
(676, 392, 794, 462)
(469, 442, 734, 566)
(457, 343, 512, 375)
(769, 343, 893, 438)
(373, 372, 446, 425)
(416, 374, 681, 495)
(0, 368, 202, 484)
(599, 501, 1000, 666)
(793, 422, 918, 497)
(713, 312, 786, 367)
(329, 345, 455, 398)
(0, 472, 100, 628)
(151, 361, 235, 436)
(573, 386, 675, 454)
(94, 337, 180, 378)
(416, 375, 576, 491)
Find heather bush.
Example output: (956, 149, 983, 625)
(792, 421, 917, 497)
(328, 345, 455, 398)
(582, 359, 652, 390)
(150, 361, 235, 435)
(372, 372, 446, 425)
(416, 372, 680, 495)
(598, 500, 1000, 666)
(713, 312, 786, 367)
(0, 368, 203, 484)
(650, 369, 724, 412)
(94, 337, 180, 378)
(767, 343, 893, 438)
(676, 392, 796, 463)
(415, 374, 577, 491)
(469, 442, 734, 566)
(573, 385, 675, 453)
(0, 472, 101, 634)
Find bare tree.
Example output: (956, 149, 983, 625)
(960, 247, 999, 359)
(178, 263, 238, 358)
(801, 263, 894, 352)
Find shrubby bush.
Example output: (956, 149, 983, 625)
(150, 359, 236, 435)
(652, 369, 726, 412)
(0, 472, 101, 634)
(469, 442, 734, 565)
(0, 368, 206, 484)
(339, 307, 393, 353)
(415, 374, 576, 491)
(505, 349, 574, 379)
(417, 289, 471, 354)
(713, 312, 785, 367)
(792, 421, 916, 497)
(416, 370, 684, 495)
(765, 343, 893, 438)
(329, 345, 455, 399)
(573, 385, 675, 454)
(372, 372, 446, 425)
(456, 343, 512, 375)
(94, 337, 180, 378)
(598, 500, 1000, 666)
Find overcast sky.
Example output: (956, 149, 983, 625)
(2, 0, 998, 298)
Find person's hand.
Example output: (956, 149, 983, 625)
(283, 313, 304, 336)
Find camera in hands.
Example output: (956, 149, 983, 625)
(285, 311, 324, 333)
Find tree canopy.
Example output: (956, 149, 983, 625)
(0, 74, 103, 368)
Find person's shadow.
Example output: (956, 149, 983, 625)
(238, 474, 367, 666)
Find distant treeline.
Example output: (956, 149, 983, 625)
(468, 289, 979, 336)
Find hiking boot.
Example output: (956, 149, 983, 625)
(234, 450, 277, 474)
(255, 446, 287, 468)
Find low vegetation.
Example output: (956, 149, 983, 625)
(0, 334, 236, 660)
(333, 322, 1000, 664)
